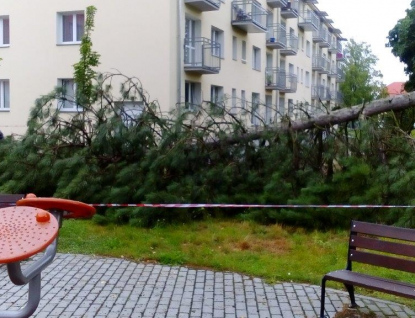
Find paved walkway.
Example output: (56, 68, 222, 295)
(0, 253, 413, 318)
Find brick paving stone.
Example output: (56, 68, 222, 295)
(0, 254, 414, 317)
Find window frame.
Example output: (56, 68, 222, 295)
(57, 11, 85, 45)
(0, 16, 10, 47)
(211, 85, 224, 106)
(0, 79, 10, 110)
(211, 27, 224, 58)
(252, 46, 261, 71)
(58, 78, 81, 112)
(241, 40, 247, 63)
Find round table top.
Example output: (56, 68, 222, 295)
(17, 197, 96, 219)
(0, 206, 58, 263)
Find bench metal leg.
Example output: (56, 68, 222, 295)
(320, 277, 329, 318)
(344, 283, 358, 308)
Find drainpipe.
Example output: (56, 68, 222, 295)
(177, 0, 184, 114)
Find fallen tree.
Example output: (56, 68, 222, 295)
(222, 92, 415, 144)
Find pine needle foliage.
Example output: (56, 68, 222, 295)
(1, 7, 415, 228)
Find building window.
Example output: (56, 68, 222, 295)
(251, 93, 260, 125)
(241, 90, 246, 109)
(58, 12, 84, 44)
(0, 80, 10, 110)
(58, 79, 80, 111)
(252, 46, 261, 71)
(306, 40, 311, 57)
(288, 99, 294, 116)
(185, 82, 201, 111)
(297, 67, 300, 83)
(231, 88, 237, 113)
(0, 16, 10, 46)
(116, 101, 144, 127)
(265, 95, 272, 125)
(241, 40, 246, 63)
(211, 27, 224, 58)
(232, 36, 237, 61)
(211, 85, 224, 106)
(305, 71, 310, 87)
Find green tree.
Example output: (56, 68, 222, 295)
(387, 1, 415, 91)
(340, 39, 385, 107)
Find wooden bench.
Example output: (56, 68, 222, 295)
(0, 194, 24, 208)
(320, 220, 415, 318)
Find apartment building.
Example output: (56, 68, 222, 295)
(0, 0, 345, 136)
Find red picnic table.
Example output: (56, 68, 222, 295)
(0, 195, 95, 318)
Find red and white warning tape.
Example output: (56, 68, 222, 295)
(89, 203, 415, 208)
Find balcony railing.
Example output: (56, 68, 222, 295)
(337, 66, 345, 82)
(184, 37, 221, 74)
(336, 91, 344, 104)
(328, 65, 337, 77)
(265, 68, 297, 93)
(328, 39, 342, 54)
(280, 35, 298, 56)
(266, 24, 287, 49)
(312, 56, 330, 74)
(313, 27, 330, 47)
(267, 0, 288, 8)
(281, 0, 299, 19)
(184, 0, 221, 11)
(312, 85, 330, 100)
(232, 1, 267, 33)
(298, 10, 319, 32)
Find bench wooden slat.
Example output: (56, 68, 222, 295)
(352, 220, 415, 242)
(350, 234, 415, 258)
(324, 270, 415, 299)
(350, 250, 415, 273)
(0, 194, 24, 207)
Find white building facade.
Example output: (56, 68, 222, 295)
(0, 0, 345, 136)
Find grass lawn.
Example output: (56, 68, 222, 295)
(58, 218, 415, 307)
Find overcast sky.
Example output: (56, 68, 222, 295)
(316, 0, 411, 85)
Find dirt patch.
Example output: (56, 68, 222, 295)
(333, 305, 377, 318)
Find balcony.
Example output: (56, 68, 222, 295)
(313, 27, 329, 47)
(281, 0, 299, 19)
(232, 1, 267, 33)
(328, 40, 342, 54)
(328, 65, 337, 77)
(337, 66, 345, 82)
(185, 0, 221, 11)
(267, 0, 288, 8)
(303, 0, 318, 3)
(336, 51, 346, 62)
(265, 68, 297, 93)
(184, 37, 221, 74)
(298, 10, 319, 32)
(312, 56, 330, 74)
(312, 85, 330, 101)
(280, 35, 298, 55)
(336, 91, 344, 104)
(266, 24, 287, 49)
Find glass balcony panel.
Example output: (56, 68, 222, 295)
(281, 0, 299, 19)
(267, 0, 288, 8)
(280, 35, 298, 56)
(298, 10, 319, 31)
(232, 1, 267, 33)
(266, 24, 287, 49)
(265, 67, 297, 93)
(184, 37, 221, 74)
(185, 0, 221, 11)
